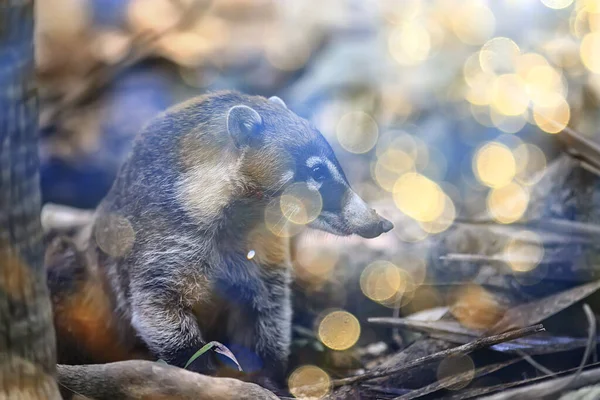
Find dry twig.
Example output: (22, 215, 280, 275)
(330, 324, 544, 387)
(392, 359, 521, 400)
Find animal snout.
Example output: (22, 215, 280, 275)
(357, 214, 394, 239)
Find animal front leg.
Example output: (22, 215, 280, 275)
(227, 282, 292, 387)
(130, 290, 217, 374)
(254, 297, 292, 385)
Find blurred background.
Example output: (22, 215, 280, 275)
(36, 0, 600, 396)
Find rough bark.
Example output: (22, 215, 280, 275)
(0, 1, 61, 398)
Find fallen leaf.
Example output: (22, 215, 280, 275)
(488, 280, 600, 335)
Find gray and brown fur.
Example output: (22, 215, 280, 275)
(49, 91, 393, 385)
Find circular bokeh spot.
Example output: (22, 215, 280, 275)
(336, 111, 379, 154)
(94, 214, 135, 258)
(288, 365, 331, 399)
(318, 310, 361, 351)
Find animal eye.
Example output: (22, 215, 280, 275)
(310, 165, 328, 182)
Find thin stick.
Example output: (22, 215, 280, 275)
(476, 367, 600, 400)
(330, 324, 545, 387)
(368, 317, 480, 338)
(454, 217, 600, 237)
(537, 303, 596, 395)
(516, 350, 555, 377)
(392, 358, 521, 400)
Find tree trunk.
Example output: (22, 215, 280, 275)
(0, 1, 61, 398)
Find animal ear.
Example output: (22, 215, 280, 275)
(268, 96, 287, 109)
(227, 105, 264, 147)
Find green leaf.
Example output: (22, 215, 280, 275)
(183, 341, 243, 372)
(156, 359, 169, 365)
(183, 342, 216, 369)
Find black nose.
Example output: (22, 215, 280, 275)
(358, 216, 395, 238)
(379, 217, 394, 233)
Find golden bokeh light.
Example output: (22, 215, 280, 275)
(465, 71, 495, 106)
(393, 172, 445, 222)
(360, 260, 407, 304)
(388, 22, 432, 65)
(513, 262, 549, 286)
(128, 0, 181, 35)
(376, 131, 419, 160)
(451, 1, 495, 45)
(504, 231, 545, 273)
(533, 95, 570, 133)
(491, 74, 529, 116)
(450, 284, 504, 330)
(589, 12, 600, 32)
(487, 182, 529, 224)
(479, 37, 520, 75)
(463, 52, 485, 86)
(336, 111, 379, 154)
(572, 8, 589, 38)
(473, 142, 516, 188)
(513, 143, 548, 186)
(584, 0, 600, 13)
(581, 32, 600, 73)
(318, 310, 361, 351)
(373, 147, 416, 191)
(437, 355, 476, 390)
(516, 53, 549, 79)
(378, 147, 415, 174)
(288, 365, 331, 399)
(490, 109, 527, 134)
(280, 183, 323, 225)
(419, 193, 456, 234)
(372, 161, 399, 192)
(294, 245, 339, 287)
(265, 197, 305, 238)
(156, 32, 211, 67)
(265, 34, 312, 71)
(541, 0, 574, 9)
(524, 65, 565, 107)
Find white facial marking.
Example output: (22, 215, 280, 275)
(279, 170, 294, 187)
(306, 156, 346, 186)
(324, 159, 345, 184)
(306, 156, 322, 168)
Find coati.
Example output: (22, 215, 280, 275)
(48, 91, 393, 386)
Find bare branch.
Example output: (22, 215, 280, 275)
(330, 324, 545, 387)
